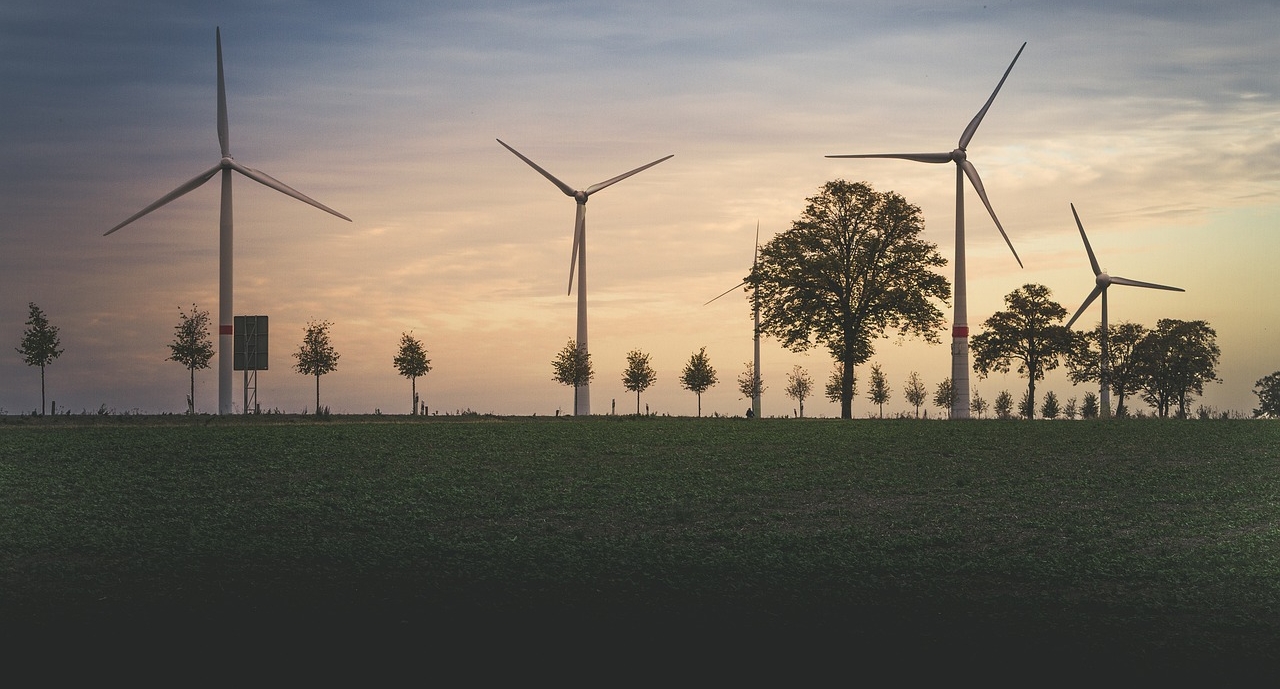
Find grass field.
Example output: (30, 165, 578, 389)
(2, 414, 1278, 676)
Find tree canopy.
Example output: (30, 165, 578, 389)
(970, 283, 1074, 419)
(679, 347, 718, 417)
(784, 365, 813, 418)
(167, 303, 214, 414)
(1253, 372, 1280, 418)
(903, 371, 927, 418)
(867, 363, 890, 418)
(1133, 319, 1219, 418)
(393, 331, 432, 415)
(17, 302, 63, 416)
(747, 180, 950, 418)
(1066, 321, 1148, 418)
(551, 339, 593, 414)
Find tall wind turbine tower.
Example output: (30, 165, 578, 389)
(1064, 203, 1184, 418)
(497, 139, 672, 416)
(104, 28, 351, 415)
(828, 43, 1027, 419)
(706, 222, 763, 419)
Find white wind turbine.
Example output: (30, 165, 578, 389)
(104, 28, 351, 415)
(1064, 203, 1184, 419)
(828, 42, 1027, 420)
(497, 139, 673, 416)
(706, 222, 763, 419)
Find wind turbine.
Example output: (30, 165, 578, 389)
(828, 42, 1027, 420)
(706, 222, 763, 419)
(497, 139, 673, 416)
(104, 28, 351, 415)
(1064, 203, 1184, 418)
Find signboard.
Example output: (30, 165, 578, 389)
(233, 315, 268, 371)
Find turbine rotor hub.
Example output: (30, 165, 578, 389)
(574, 191, 588, 204)
(220, 156, 235, 169)
(951, 148, 966, 162)
(1097, 272, 1111, 286)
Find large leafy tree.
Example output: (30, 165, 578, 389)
(293, 319, 340, 413)
(16, 302, 63, 416)
(167, 303, 214, 414)
(1253, 372, 1280, 418)
(747, 180, 950, 419)
(1066, 321, 1148, 418)
(784, 365, 813, 418)
(1133, 319, 1219, 418)
(970, 284, 1074, 419)
(393, 331, 432, 415)
(551, 339, 593, 414)
(679, 347, 718, 417)
(621, 349, 657, 415)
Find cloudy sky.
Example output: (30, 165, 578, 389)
(3, 0, 1277, 417)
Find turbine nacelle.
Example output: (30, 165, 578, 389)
(220, 156, 235, 169)
(951, 148, 967, 162)
(574, 190, 589, 204)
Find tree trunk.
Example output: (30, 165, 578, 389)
(315, 374, 321, 413)
(189, 365, 196, 414)
(411, 376, 417, 415)
(841, 358, 854, 419)
(40, 365, 46, 417)
(697, 392, 702, 418)
(636, 390, 641, 416)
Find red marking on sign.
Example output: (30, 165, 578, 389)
(952, 326, 969, 338)
(220, 325, 233, 335)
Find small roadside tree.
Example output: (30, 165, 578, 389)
(622, 349, 657, 415)
(1063, 397, 1079, 420)
(867, 363, 890, 418)
(903, 371, 927, 418)
(680, 347, 718, 417)
(970, 388, 989, 419)
(933, 377, 955, 420)
(293, 320, 340, 413)
(1040, 391, 1061, 419)
(825, 362, 856, 411)
(551, 339, 594, 414)
(994, 390, 1014, 420)
(736, 361, 765, 417)
(1254, 372, 1280, 418)
(1081, 391, 1099, 419)
(393, 331, 432, 415)
(784, 365, 813, 417)
(16, 302, 63, 416)
(167, 303, 214, 414)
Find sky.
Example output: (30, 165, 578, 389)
(2, 0, 1278, 418)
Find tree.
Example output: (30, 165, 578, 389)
(679, 347, 718, 417)
(971, 284, 1074, 420)
(736, 361, 766, 416)
(167, 304, 214, 414)
(784, 365, 813, 417)
(994, 390, 1014, 420)
(551, 339, 594, 414)
(1040, 390, 1061, 419)
(1081, 391, 1099, 419)
(1063, 397, 1079, 420)
(747, 180, 950, 419)
(1066, 321, 1148, 418)
(293, 320, 339, 413)
(1018, 389, 1036, 420)
(933, 377, 955, 419)
(622, 349, 657, 415)
(970, 388, 989, 419)
(867, 363, 890, 418)
(393, 331, 432, 415)
(1253, 372, 1280, 418)
(903, 371, 927, 418)
(1133, 319, 1220, 418)
(825, 362, 856, 409)
(16, 302, 63, 416)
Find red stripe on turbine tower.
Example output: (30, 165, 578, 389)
(220, 325, 234, 335)
(953, 326, 969, 338)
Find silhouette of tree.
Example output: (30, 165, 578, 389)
(679, 347, 718, 417)
(622, 349, 657, 415)
(551, 339, 594, 414)
(393, 331, 432, 415)
(167, 303, 214, 414)
(16, 302, 63, 416)
(293, 320, 339, 413)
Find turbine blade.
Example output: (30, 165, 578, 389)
(104, 164, 221, 235)
(567, 204, 584, 295)
(232, 161, 352, 222)
(959, 42, 1026, 150)
(826, 152, 953, 164)
(216, 27, 229, 158)
(1108, 275, 1185, 292)
(496, 139, 577, 198)
(1069, 203, 1102, 276)
(959, 159, 1022, 268)
(1066, 284, 1105, 329)
(705, 281, 747, 306)
(753, 220, 760, 267)
(584, 154, 674, 196)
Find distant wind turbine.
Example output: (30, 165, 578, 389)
(497, 139, 673, 416)
(706, 221, 763, 419)
(828, 42, 1027, 420)
(104, 28, 351, 415)
(1064, 203, 1184, 419)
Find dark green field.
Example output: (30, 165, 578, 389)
(2, 415, 1278, 675)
